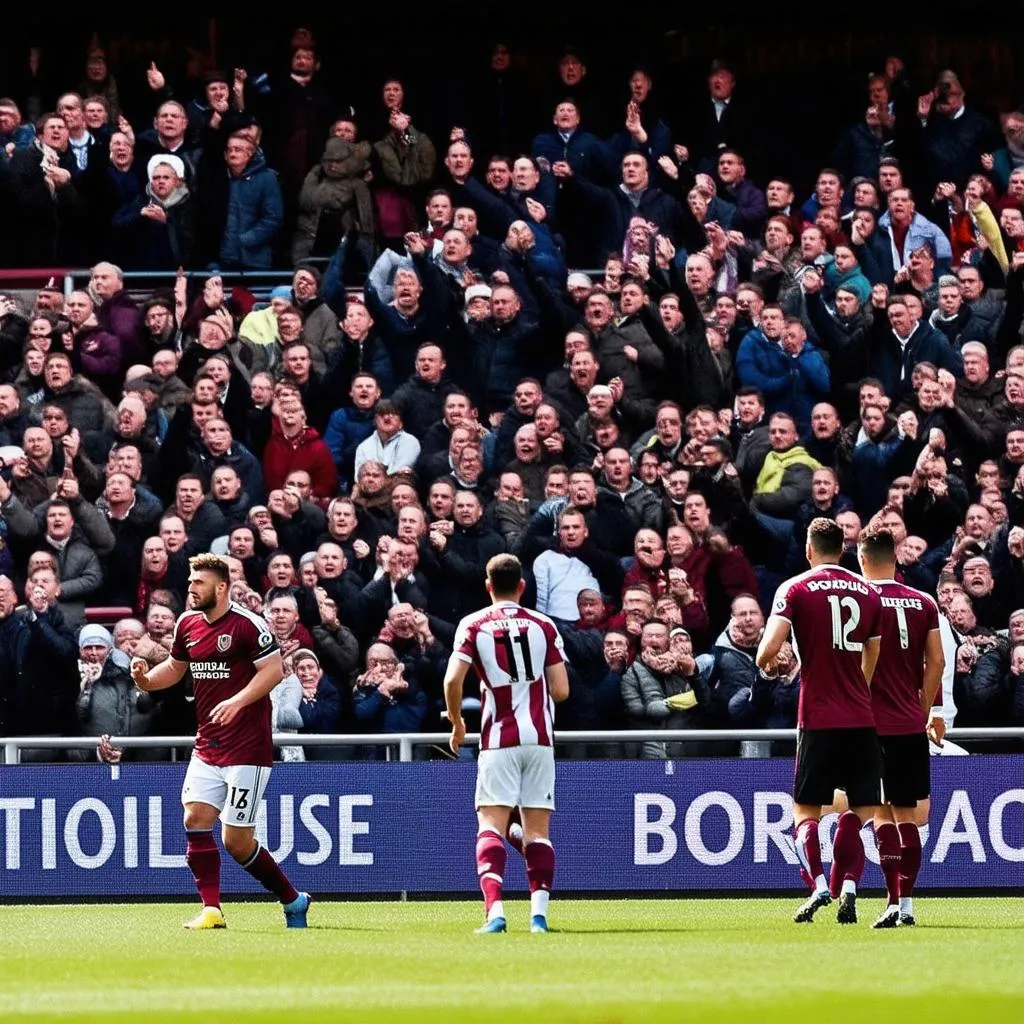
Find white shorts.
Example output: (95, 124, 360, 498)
(181, 755, 272, 827)
(475, 745, 555, 811)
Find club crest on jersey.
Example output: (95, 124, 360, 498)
(217, 634, 232, 653)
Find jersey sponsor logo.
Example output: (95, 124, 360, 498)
(217, 634, 232, 653)
(191, 660, 231, 680)
(258, 632, 273, 650)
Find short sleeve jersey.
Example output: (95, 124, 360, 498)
(454, 601, 566, 750)
(772, 564, 882, 730)
(870, 579, 940, 736)
(171, 602, 280, 767)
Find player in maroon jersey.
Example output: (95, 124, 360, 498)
(756, 517, 883, 926)
(130, 554, 311, 930)
(443, 553, 569, 934)
(858, 526, 945, 928)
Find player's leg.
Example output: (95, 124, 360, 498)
(896, 742, 931, 925)
(180, 756, 227, 929)
(791, 729, 833, 921)
(872, 802, 902, 927)
(893, 804, 924, 925)
(219, 765, 310, 928)
(520, 806, 554, 932)
(830, 729, 883, 923)
(871, 736, 902, 926)
(476, 805, 513, 932)
(520, 745, 557, 933)
(474, 748, 517, 933)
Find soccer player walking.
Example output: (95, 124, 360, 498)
(131, 554, 311, 930)
(857, 527, 945, 928)
(756, 518, 883, 925)
(444, 553, 570, 934)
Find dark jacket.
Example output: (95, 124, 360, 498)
(391, 373, 460, 440)
(73, 656, 156, 760)
(423, 522, 506, 624)
(0, 605, 79, 735)
(97, 290, 145, 369)
(531, 128, 614, 183)
(568, 175, 689, 261)
(218, 151, 284, 270)
(735, 329, 829, 433)
(868, 314, 963, 401)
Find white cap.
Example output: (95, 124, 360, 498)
(147, 154, 185, 182)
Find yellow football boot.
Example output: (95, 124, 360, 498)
(183, 905, 227, 930)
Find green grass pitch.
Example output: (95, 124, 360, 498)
(1, 898, 1022, 1022)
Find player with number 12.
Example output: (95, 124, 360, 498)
(756, 518, 884, 926)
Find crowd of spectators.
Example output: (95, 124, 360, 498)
(2, 31, 1024, 762)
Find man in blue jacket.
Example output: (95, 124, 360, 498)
(870, 294, 962, 401)
(735, 306, 830, 433)
(218, 132, 283, 270)
(531, 99, 613, 184)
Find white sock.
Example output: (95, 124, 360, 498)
(488, 900, 505, 922)
(531, 889, 550, 918)
(900, 896, 914, 916)
(813, 873, 828, 896)
(841, 879, 857, 896)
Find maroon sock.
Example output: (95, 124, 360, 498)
(524, 839, 556, 893)
(794, 820, 824, 890)
(476, 830, 506, 914)
(829, 812, 864, 897)
(898, 822, 922, 898)
(874, 822, 902, 906)
(506, 807, 525, 857)
(186, 830, 222, 909)
(241, 843, 299, 905)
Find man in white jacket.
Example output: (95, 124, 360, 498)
(532, 508, 600, 623)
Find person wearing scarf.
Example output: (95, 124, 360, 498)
(127, 154, 196, 268)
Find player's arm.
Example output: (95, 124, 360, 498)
(235, 651, 286, 707)
(860, 635, 881, 686)
(921, 627, 946, 745)
(209, 651, 285, 727)
(545, 661, 569, 703)
(443, 654, 471, 754)
(131, 656, 188, 692)
(755, 615, 791, 672)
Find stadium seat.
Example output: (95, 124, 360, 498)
(84, 607, 134, 627)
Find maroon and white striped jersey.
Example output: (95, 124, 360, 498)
(454, 601, 566, 750)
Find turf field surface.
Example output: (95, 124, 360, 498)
(1, 898, 1022, 1022)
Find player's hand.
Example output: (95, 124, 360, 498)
(448, 717, 466, 755)
(209, 696, 245, 727)
(926, 713, 946, 748)
(130, 657, 150, 690)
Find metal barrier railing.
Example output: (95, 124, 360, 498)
(1, 727, 1019, 765)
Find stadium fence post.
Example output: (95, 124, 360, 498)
(399, 737, 413, 762)
(4, 742, 20, 765)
